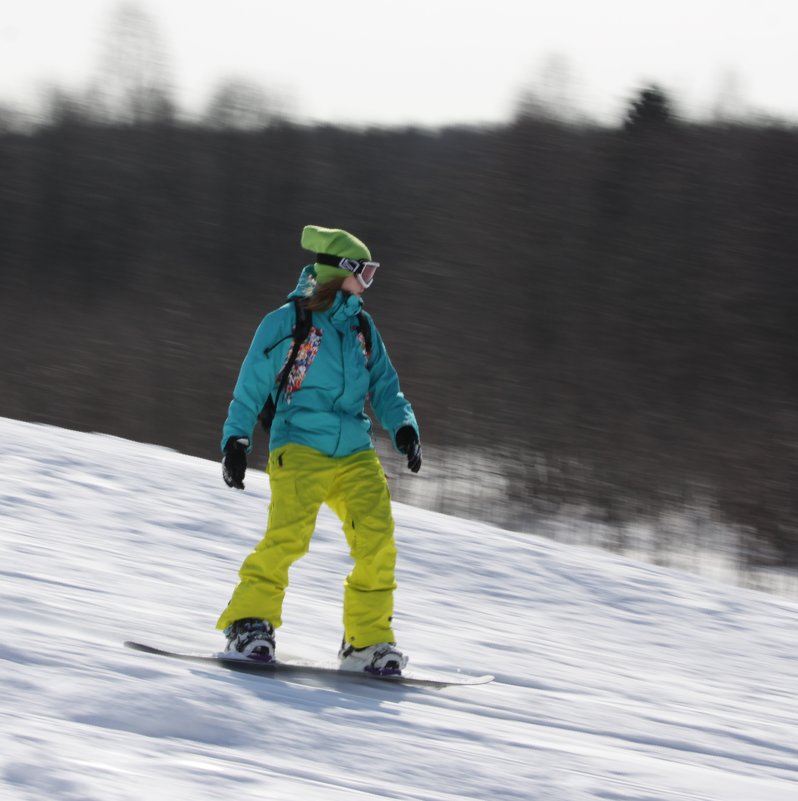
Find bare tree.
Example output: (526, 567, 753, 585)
(203, 79, 280, 130)
(87, 2, 175, 124)
(712, 69, 748, 123)
(516, 53, 581, 122)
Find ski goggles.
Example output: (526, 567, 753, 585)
(316, 253, 380, 288)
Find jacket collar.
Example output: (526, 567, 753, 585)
(329, 291, 363, 327)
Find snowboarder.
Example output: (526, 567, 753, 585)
(217, 225, 421, 675)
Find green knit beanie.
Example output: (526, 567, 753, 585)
(300, 225, 372, 285)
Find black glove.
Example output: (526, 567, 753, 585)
(395, 426, 422, 474)
(222, 436, 249, 489)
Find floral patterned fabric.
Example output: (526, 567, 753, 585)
(282, 327, 322, 404)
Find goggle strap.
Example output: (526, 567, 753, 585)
(315, 253, 347, 268)
(315, 253, 375, 270)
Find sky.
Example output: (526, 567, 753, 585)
(1, 415, 798, 800)
(1, 0, 796, 127)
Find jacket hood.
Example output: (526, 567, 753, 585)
(287, 264, 317, 299)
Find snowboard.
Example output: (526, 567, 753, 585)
(124, 641, 493, 689)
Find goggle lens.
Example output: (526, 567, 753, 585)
(357, 261, 379, 288)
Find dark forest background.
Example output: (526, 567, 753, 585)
(2, 8, 798, 579)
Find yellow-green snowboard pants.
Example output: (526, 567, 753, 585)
(217, 444, 398, 649)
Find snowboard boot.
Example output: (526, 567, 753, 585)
(338, 638, 408, 676)
(223, 618, 276, 662)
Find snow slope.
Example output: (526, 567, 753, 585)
(1, 416, 797, 801)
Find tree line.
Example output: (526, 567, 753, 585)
(1, 90, 797, 569)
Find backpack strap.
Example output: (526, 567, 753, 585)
(259, 299, 312, 432)
(275, 299, 312, 398)
(357, 311, 373, 358)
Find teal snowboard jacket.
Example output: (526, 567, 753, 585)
(222, 286, 418, 458)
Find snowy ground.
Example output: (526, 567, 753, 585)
(1, 416, 797, 801)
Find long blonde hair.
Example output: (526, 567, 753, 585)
(303, 277, 346, 311)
